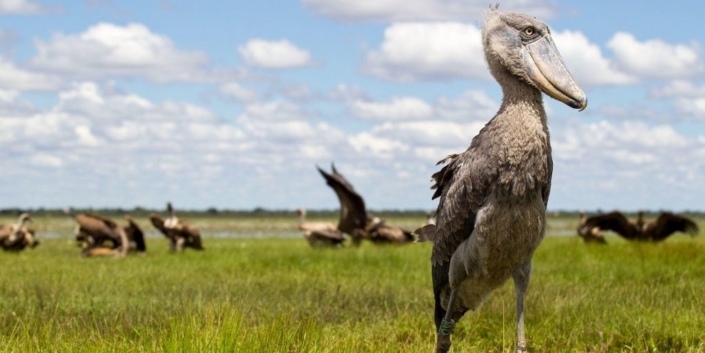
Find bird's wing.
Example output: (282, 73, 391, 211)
(83, 212, 119, 229)
(317, 166, 368, 235)
(125, 216, 146, 251)
(149, 214, 170, 238)
(0, 225, 12, 240)
(309, 229, 346, 241)
(430, 150, 492, 266)
(372, 224, 413, 242)
(649, 213, 699, 241)
(584, 211, 638, 239)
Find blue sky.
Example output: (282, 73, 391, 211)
(0, 0, 704, 212)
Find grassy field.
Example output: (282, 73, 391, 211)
(1, 214, 704, 352)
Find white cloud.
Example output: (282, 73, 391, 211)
(302, 0, 556, 22)
(347, 89, 497, 122)
(0, 0, 43, 14)
(607, 32, 704, 80)
(350, 97, 433, 120)
(553, 30, 637, 86)
(0, 58, 61, 90)
(365, 22, 488, 81)
(238, 39, 314, 69)
(650, 80, 705, 121)
(30, 23, 236, 83)
(29, 154, 63, 167)
(218, 82, 260, 103)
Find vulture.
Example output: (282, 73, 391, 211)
(0, 213, 39, 251)
(295, 208, 345, 247)
(150, 202, 204, 252)
(71, 211, 145, 256)
(365, 217, 414, 244)
(72, 212, 129, 257)
(577, 212, 606, 244)
(317, 164, 413, 245)
(317, 164, 371, 245)
(414, 6, 587, 353)
(583, 211, 699, 242)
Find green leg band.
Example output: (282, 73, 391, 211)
(439, 319, 456, 336)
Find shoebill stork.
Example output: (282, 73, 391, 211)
(0, 213, 39, 251)
(584, 211, 699, 242)
(414, 6, 587, 353)
(295, 208, 346, 247)
(150, 202, 204, 252)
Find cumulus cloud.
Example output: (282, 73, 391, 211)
(0, 58, 61, 90)
(302, 0, 557, 22)
(350, 97, 433, 120)
(0, 0, 44, 14)
(238, 39, 314, 69)
(607, 32, 704, 80)
(553, 30, 637, 86)
(218, 82, 260, 103)
(347, 89, 497, 122)
(650, 80, 705, 121)
(29, 23, 237, 83)
(365, 22, 488, 81)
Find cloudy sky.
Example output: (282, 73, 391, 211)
(0, 0, 704, 212)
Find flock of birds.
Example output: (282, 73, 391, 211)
(576, 211, 699, 244)
(296, 165, 415, 248)
(0, 7, 702, 353)
(0, 202, 204, 256)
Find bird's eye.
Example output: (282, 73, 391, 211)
(523, 27, 536, 37)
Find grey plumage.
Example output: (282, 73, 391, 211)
(415, 6, 586, 353)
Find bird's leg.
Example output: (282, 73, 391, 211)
(436, 289, 458, 353)
(513, 261, 532, 353)
(176, 237, 185, 252)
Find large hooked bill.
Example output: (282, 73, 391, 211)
(523, 35, 587, 111)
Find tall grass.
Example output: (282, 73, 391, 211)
(0, 215, 703, 352)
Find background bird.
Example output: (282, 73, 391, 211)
(150, 202, 204, 252)
(415, 6, 586, 353)
(584, 211, 699, 242)
(577, 212, 607, 244)
(295, 208, 345, 247)
(0, 213, 39, 251)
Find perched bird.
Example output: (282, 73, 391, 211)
(365, 217, 414, 244)
(0, 213, 39, 251)
(577, 212, 606, 244)
(295, 208, 345, 247)
(414, 6, 586, 353)
(584, 211, 698, 242)
(150, 202, 204, 252)
(71, 212, 129, 257)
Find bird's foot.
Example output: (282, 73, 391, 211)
(516, 341, 527, 353)
(435, 333, 451, 353)
(435, 319, 455, 353)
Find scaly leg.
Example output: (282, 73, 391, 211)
(513, 261, 532, 353)
(436, 289, 458, 353)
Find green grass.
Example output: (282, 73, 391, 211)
(1, 215, 704, 352)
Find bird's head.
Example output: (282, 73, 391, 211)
(483, 6, 587, 110)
